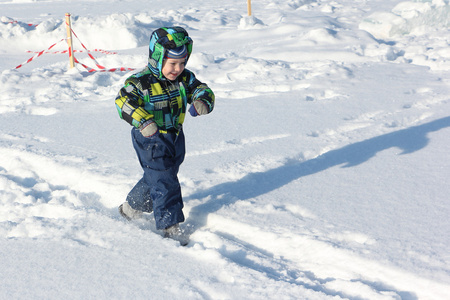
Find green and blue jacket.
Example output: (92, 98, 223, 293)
(115, 67, 214, 132)
(115, 27, 214, 132)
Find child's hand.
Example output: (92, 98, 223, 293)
(189, 100, 208, 117)
(139, 120, 158, 137)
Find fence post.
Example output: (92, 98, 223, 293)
(247, 0, 252, 16)
(65, 13, 75, 69)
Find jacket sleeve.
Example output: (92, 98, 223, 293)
(115, 79, 153, 128)
(184, 70, 215, 114)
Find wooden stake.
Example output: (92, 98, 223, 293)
(247, 0, 252, 16)
(65, 13, 75, 69)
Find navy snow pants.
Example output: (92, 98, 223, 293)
(126, 127, 185, 230)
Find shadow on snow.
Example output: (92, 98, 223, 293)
(186, 116, 450, 227)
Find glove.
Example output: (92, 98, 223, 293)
(189, 100, 208, 117)
(139, 120, 158, 137)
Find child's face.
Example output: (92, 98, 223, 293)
(162, 58, 186, 81)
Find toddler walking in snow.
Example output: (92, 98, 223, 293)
(115, 27, 215, 245)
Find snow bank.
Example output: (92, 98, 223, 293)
(360, 0, 450, 70)
(361, 0, 450, 38)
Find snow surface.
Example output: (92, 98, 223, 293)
(1, 0, 450, 299)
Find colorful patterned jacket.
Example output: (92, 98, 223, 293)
(115, 27, 215, 132)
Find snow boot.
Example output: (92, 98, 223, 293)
(163, 224, 189, 246)
(118, 202, 143, 221)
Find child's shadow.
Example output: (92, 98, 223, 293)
(185, 116, 450, 232)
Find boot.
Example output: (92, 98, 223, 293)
(163, 224, 189, 246)
(118, 202, 143, 221)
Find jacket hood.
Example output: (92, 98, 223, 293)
(148, 27, 193, 80)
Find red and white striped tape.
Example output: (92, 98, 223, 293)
(69, 26, 135, 72)
(15, 39, 65, 69)
(26, 49, 118, 55)
(69, 28, 105, 70)
(14, 20, 135, 72)
(74, 57, 135, 73)
(3, 20, 39, 27)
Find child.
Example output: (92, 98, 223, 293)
(115, 27, 215, 245)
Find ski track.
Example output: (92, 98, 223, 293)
(195, 215, 449, 300)
(186, 134, 290, 157)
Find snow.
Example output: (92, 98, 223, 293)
(1, 0, 449, 298)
